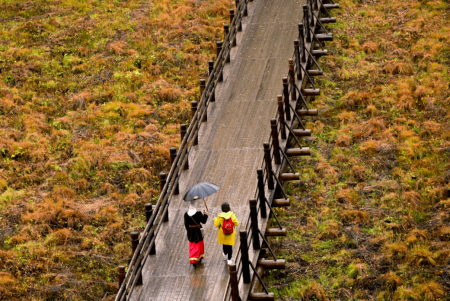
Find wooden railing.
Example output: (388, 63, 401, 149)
(115, 0, 339, 299)
(114, 0, 251, 300)
(222, 0, 339, 300)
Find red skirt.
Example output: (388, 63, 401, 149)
(189, 241, 204, 264)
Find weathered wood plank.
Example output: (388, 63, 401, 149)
(130, 0, 305, 300)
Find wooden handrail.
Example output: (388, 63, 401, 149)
(223, 0, 328, 299)
(115, 0, 251, 300)
(117, 0, 329, 299)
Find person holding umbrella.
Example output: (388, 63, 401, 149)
(184, 197, 208, 267)
(183, 182, 219, 267)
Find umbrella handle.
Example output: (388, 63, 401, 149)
(203, 198, 208, 212)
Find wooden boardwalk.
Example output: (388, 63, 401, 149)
(131, 0, 305, 299)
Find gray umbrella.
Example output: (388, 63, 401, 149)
(183, 182, 219, 211)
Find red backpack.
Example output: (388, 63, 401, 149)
(222, 216, 234, 235)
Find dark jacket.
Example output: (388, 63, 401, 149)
(184, 211, 208, 243)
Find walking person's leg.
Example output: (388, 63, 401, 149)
(222, 244, 228, 260)
(224, 245, 232, 260)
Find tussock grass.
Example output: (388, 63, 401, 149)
(267, 0, 450, 300)
(0, 0, 230, 299)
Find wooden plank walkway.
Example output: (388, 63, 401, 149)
(131, 0, 304, 299)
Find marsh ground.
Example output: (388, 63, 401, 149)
(2, 0, 450, 300)
(267, 0, 450, 300)
(0, 0, 230, 299)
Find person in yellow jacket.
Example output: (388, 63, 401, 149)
(214, 202, 239, 265)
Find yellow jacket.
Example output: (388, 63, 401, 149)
(214, 211, 239, 246)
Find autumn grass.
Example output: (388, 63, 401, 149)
(268, 0, 450, 300)
(0, 0, 230, 299)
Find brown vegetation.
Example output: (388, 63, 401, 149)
(267, 0, 450, 300)
(0, 0, 229, 299)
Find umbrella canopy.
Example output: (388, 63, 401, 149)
(183, 182, 219, 202)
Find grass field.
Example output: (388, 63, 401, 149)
(267, 0, 450, 300)
(0, 0, 230, 299)
(2, 0, 450, 300)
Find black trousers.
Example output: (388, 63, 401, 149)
(223, 245, 232, 260)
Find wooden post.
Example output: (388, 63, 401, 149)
(200, 79, 206, 97)
(263, 143, 274, 190)
(216, 41, 223, 82)
(309, 0, 315, 28)
(130, 232, 143, 285)
(240, 230, 251, 284)
(288, 59, 296, 101)
(270, 119, 281, 164)
(218, 68, 223, 82)
(224, 25, 231, 63)
(282, 79, 291, 121)
(149, 232, 156, 255)
(159, 173, 169, 221)
(191, 101, 197, 119)
(209, 60, 214, 76)
(162, 203, 169, 223)
(174, 176, 179, 195)
(238, 14, 243, 32)
(181, 124, 189, 170)
(229, 263, 240, 301)
(299, 24, 306, 63)
(298, 23, 302, 41)
(145, 203, 153, 223)
(191, 102, 199, 145)
(257, 169, 267, 219)
(180, 123, 187, 142)
(196, 92, 207, 122)
(277, 97, 286, 140)
(231, 26, 237, 47)
(145, 203, 156, 255)
(224, 24, 229, 39)
(169, 147, 177, 165)
(294, 40, 302, 80)
(202, 104, 208, 122)
(216, 41, 222, 58)
(243, 0, 248, 17)
(210, 86, 215, 102)
(183, 150, 189, 170)
(304, 6, 311, 43)
(314, 0, 319, 11)
(159, 172, 169, 222)
(208, 61, 216, 102)
(145, 204, 156, 255)
(234, 3, 242, 31)
(118, 265, 125, 287)
(159, 172, 166, 193)
(230, 9, 235, 24)
(131, 232, 139, 255)
(169, 147, 179, 195)
(249, 199, 260, 250)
